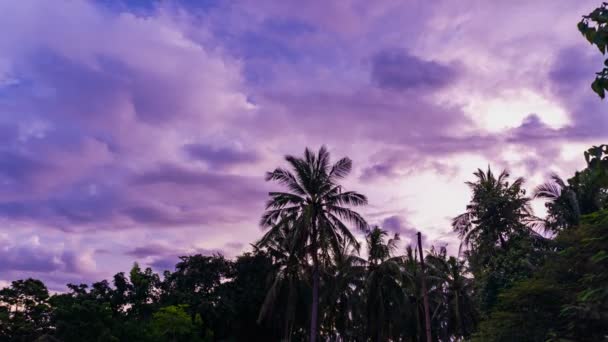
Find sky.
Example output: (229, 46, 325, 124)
(0, 0, 606, 290)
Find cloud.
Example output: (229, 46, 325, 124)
(0, 0, 262, 233)
(125, 242, 227, 271)
(360, 148, 459, 182)
(548, 46, 608, 139)
(0, 235, 96, 274)
(126, 243, 176, 259)
(184, 143, 260, 169)
(254, 87, 472, 147)
(371, 48, 460, 91)
(0, 150, 51, 184)
(381, 215, 427, 246)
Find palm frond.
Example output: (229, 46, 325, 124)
(265, 192, 305, 209)
(326, 191, 368, 207)
(329, 157, 352, 180)
(452, 212, 472, 237)
(327, 205, 368, 232)
(265, 167, 307, 196)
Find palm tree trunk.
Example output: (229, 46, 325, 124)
(417, 232, 432, 342)
(416, 306, 422, 342)
(457, 295, 468, 337)
(310, 218, 319, 342)
(376, 309, 383, 342)
(311, 261, 319, 342)
(454, 293, 465, 337)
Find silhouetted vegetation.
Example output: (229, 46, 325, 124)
(579, 2, 608, 98)
(1, 144, 607, 341)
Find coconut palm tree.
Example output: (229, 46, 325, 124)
(259, 146, 368, 342)
(364, 227, 412, 342)
(452, 167, 534, 258)
(426, 247, 477, 340)
(366, 226, 399, 266)
(535, 146, 608, 233)
(534, 173, 581, 232)
(257, 221, 309, 340)
(321, 241, 366, 340)
(454, 167, 547, 316)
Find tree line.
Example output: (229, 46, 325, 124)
(1, 143, 607, 342)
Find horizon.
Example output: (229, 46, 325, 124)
(1, 0, 607, 292)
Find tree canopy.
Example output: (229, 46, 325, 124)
(1, 144, 606, 341)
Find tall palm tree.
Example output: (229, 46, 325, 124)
(452, 167, 533, 258)
(259, 146, 368, 342)
(454, 167, 546, 316)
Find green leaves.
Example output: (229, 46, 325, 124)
(579, 3, 608, 98)
(578, 20, 588, 35)
(592, 76, 607, 98)
(590, 250, 608, 263)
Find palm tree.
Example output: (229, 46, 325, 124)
(321, 241, 366, 340)
(257, 222, 309, 340)
(366, 226, 399, 266)
(259, 146, 368, 342)
(452, 167, 533, 258)
(426, 247, 477, 340)
(364, 227, 411, 342)
(401, 245, 428, 342)
(454, 167, 547, 315)
(535, 146, 608, 232)
(534, 173, 581, 232)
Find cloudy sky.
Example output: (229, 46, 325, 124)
(0, 0, 606, 290)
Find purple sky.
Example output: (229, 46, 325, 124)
(0, 0, 606, 290)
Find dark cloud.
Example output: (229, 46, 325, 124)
(149, 257, 178, 271)
(360, 162, 396, 181)
(507, 114, 558, 142)
(0, 160, 267, 231)
(255, 87, 472, 146)
(0, 244, 61, 273)
(125, 243, 226, 271)
(0, 181, 123, 230)
(132, 163, 259, 189)
(360, 149, 458, 182)
(381, 215, 427, 246)
(0, 150, 51, 183)
(184, 143, 260, 169)
(0, 237, 94, 275)
(121, 205, 201, 226)
(548, 47, 608, 139)
(549, 46, 597, 89)
(130, 163, 267, 214)
(126, 243, 177, 258)
(371, 48, 460, 91)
